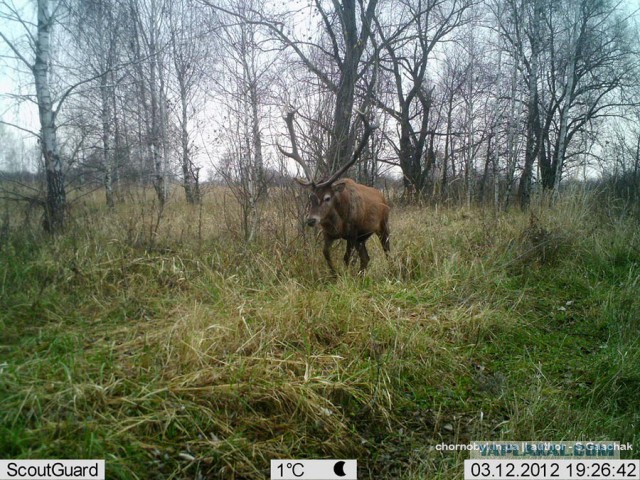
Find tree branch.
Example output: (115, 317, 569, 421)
(200, 0, 338, 92)
(0, 30, 33, 69)
(0, 119, 41, 138)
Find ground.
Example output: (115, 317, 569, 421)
(1, 187, 639, 479)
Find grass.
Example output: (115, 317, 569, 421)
(1, 186, 639, 479)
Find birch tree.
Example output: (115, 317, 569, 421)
(128, 0, 171, 205)
(169, 0, 211, 204)
(212, 0, 273, 241)
(70, 0, 125, 208)
(1, 0, 73, 231)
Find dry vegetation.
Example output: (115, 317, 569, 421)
(1, 186, 639, 479)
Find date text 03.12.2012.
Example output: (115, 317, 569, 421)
(464, 459, 639, 479)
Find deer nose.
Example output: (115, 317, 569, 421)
(306, 218, 317, 227)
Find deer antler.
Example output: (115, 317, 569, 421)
(316, 110, 376, 188)
(277, 108, 314, 184)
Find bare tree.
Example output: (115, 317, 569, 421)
(0, 0, 66, 231)
(515, 0, 544, 209)
(0, 0, 114, 231)
(127, 0, 171, 205)
(204, 0, 379, 177)
(69, 0, 126, 208)
(169, 0, 211, 204)
(374, 0, 473, 200)
(545, 0, 636, 198)
(494, 0, 637, 208)
(211, 0, 275, 241)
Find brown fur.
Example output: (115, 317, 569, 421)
(303, 178, 390, 274)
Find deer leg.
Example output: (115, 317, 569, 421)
(323, 235, 337, 275)
(357, 241, 370, 273)
(344, 238, 356, 266)
(379, 220, 390, 258)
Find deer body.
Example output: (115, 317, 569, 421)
(305, 178, 390, 274)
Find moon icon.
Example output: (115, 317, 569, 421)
(333, 460, 346, 477)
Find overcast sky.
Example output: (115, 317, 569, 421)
(1, 0, 639, 177)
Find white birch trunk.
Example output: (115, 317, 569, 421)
(98, 7, 116, 210)
(35, 0, 66, 232)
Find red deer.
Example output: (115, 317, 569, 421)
(279, 110, 390, 275)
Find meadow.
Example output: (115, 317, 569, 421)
(1, 186, 639, 479)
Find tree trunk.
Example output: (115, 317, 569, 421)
(112, 84, 122, 201)
(35, 0, 66, 233)
(179, 78, 198, 204)
(147, 4, 166, 206)
(503, 57, 523, 210)
(325, 0, 376, 174)
(101, 73, 114, 209)
(480, 134, 492, 204)
(517, 0, 542, 210)
(465, 89, 474, 206)
(552, 7, 581, 201)
(442, 91, 454, 200)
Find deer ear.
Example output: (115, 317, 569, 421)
(332, 180, 347, 193)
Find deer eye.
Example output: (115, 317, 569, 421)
(324, 195, 331, 203)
